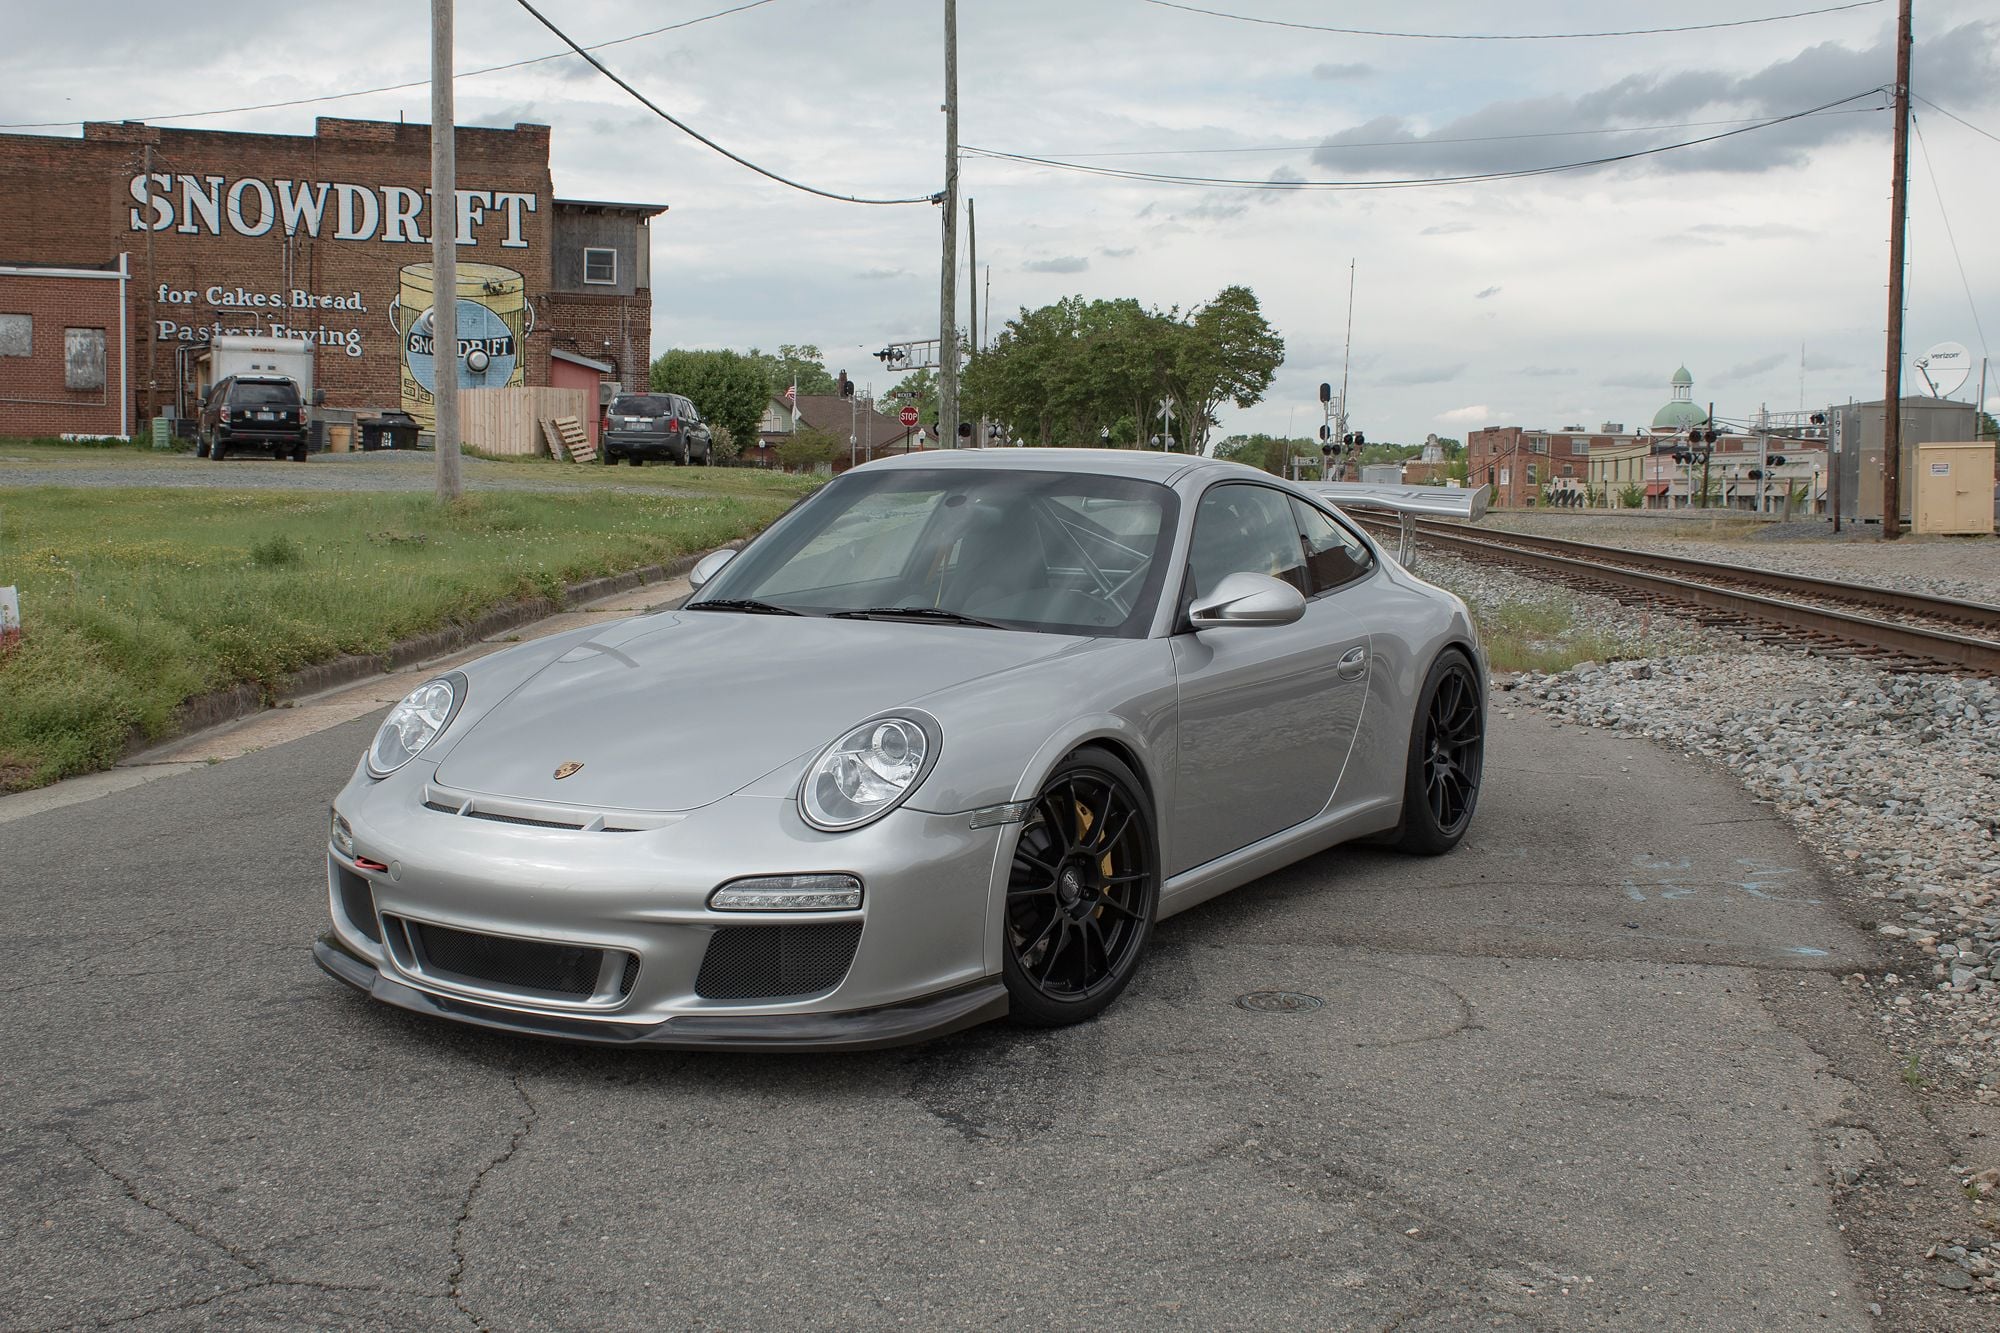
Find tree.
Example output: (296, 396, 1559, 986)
(1161, 286, 1285, 456)
(651, 348, 767, 463)
(742, 344, 838, 400)
(1214, 433, 1311, 477)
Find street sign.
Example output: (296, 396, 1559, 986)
(899, 405, 920, 427)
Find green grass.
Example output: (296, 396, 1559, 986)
(0, 477, 813, 791)
(1471, 599, 1641, 674)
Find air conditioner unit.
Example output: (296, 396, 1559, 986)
(598, 381, 622, 407)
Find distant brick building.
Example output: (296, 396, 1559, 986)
(749, 394, 928, 471)
(0, 117, 661, 435)
(0, 258, 131, 437)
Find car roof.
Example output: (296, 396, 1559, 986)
(231, 375, 298, 386)
(861, 447, 1266, 486)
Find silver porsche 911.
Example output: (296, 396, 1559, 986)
(315, 450, 1488, 1049)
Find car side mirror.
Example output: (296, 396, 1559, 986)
(1189, 571, 1306, 629)
(688, 547, 737, 591)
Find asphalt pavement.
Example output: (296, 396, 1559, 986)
(0, 700, 1962, 1330)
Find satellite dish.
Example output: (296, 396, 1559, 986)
(1913, 340, 1971, 397)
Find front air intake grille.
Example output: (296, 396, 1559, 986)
(463, 809, 588, 830)
(695, 922, 862, 1000)
(333, 865, 381, 944)
(400, 919, 617, 999)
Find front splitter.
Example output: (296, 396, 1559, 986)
(314, 932, 1008, 1052)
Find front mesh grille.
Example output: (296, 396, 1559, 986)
(334, 865, 381, 944)
(695, 922, 862, 1000)
(463, 809, 587, 830)
(402, 919, 614, 998)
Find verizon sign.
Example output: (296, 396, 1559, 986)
(128, 174, 537, 248)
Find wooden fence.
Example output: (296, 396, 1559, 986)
(460, 386, 591, 456)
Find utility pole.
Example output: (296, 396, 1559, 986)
(1881, 0, 1913, 539)
(431, 0, 462, 501)
(937, 0, 960, 448)
(967, 196, 979, 447)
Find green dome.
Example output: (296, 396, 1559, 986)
(1652, 400, 1708, 430)
(1670, 365, 1694, 387)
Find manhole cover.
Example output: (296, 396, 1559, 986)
(1235, 991, 1324, 1013)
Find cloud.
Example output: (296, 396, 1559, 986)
(1600, 371, 1671, 390)
(1474, 285, 1501, 300)
(1802, 351, 1850, 371)
(1100, 246, 1135, 258)
(1687, 222, 1812, 240)
(1306, 22, 1999, 178)
(1380, 362, 1467, 386)
(856, 267, 906, 281)
(1420, 222, 1473, 236)
(1022, 255, 1090, 274)
(1715, 352, 1790, 381)
(1516, 366, 1570, 378)
(1436, 405, 1493, 424)
(1312, 62, 1374, 80)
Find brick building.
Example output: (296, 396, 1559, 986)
(0, 258, 132, 437)
(0, 117, 661, 435)
(1467, 425, 1641, 506)
(748, 394, 927, 471)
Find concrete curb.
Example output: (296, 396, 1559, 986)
(118, 548, 717, 763)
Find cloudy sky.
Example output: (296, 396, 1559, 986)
(5, 0, 1996, 441)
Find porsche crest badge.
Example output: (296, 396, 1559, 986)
(553, 761, 585, 780)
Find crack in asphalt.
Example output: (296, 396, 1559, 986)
(447, 1072, 539, 1330)
(57, 1135, 445, 1332)
(1351, 963, 1482, 1050)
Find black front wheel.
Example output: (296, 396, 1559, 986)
(1394, 650, 1485, 855)
(1002, 749, 1159, 1027)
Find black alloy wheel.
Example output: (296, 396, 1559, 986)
(1396, 651, 1484, 855)
(1002, 749, 1159, 1026)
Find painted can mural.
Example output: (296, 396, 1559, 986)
(393, 262, 535, 428)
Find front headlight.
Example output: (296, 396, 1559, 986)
(800, 714, 937, 831)
(366, 673, 466, 777)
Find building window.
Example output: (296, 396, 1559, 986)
(1526, 465, 1538, 485)
(0, 313, 29, 356)
(1570, 438, 1589, 454)
(64, 327, 106, 391)
(1561, 463, 1574, 477)
(583, 247, 618, 285)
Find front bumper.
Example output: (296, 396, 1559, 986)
(319, 769, 1013, 1049)
(315, 931, 1005, 1050)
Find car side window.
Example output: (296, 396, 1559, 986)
(1291, 498, 1374, 594)
(1186, 484, 1308, 601)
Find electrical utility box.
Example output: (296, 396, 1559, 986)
(1832, 396, 1977, 525)
(1913, 441, 1996, 535)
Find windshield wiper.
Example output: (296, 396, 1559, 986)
(686, 598, 802, 616)
(829, 606, 1004, 629)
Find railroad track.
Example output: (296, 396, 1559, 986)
(1353, 517, 2000, 675)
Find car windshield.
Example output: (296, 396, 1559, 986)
(696, 467, 1178, 637)
(232, 381, 298, 405)
(609, 395, 671, 416)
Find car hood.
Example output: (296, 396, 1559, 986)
(434, 611, 1078, 812)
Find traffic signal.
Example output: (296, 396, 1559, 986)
(1747, 468, 1764, 480)
(1808, 413, 1826, 425)
(1318, 424, 1330, 441)
(1353, 430, 1366, 447)
(839, 372, 853, 399)
(1672, 449, 1690, 464)
(1341, 433, 1355, 447)
(1766, 454, 1786, 468)
(1319, 382, 1332, 404)
(1320, 443, 1334, 457)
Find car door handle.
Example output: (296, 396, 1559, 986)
(1336, 646, 1368, 680)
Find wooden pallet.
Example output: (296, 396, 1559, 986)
(541, 415, 594, 463)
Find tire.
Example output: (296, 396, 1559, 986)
(292, 443, 308, 462)
(194, 434, 210, 460)
(628, 455, 643, 467)
(599, 447, 613, 465)
(1002, 747, 1159, 1027)
(1393, 650, 1485, 855)
(210, 439, 227, 461)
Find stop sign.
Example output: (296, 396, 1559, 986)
(899, 405, 920, 428)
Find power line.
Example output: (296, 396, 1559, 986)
(1031, 107, 1883, 159)
(1137, 0, 1884, 41)
(509, 0, 934, 206)
(0, 0, 782, 131)
(1912, 94, 2000, 147)
(1910, 112, 1989, 360)
(964, 89, 1887, 192)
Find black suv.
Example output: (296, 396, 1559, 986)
(199, 376, 309, 462)
(601, 393, 712, 466)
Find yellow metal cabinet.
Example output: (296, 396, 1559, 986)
(1913, 441, 1996, 535)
